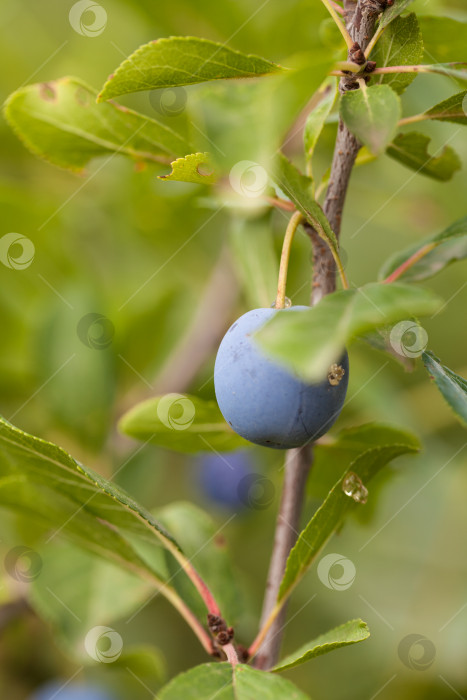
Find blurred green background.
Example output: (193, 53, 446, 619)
(0, 1, 466, 698)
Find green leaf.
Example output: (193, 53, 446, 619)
(273, 619, 370, 672)
(256, 282, 441, 381)
(35, 289, 115, 451)
(30, 542, 154, 658)
(386, 132, 462, 181)
(372, 14, 424, 94)
(119, 394, 250, 453)
(378, 215, 467, 282)
(158, 152, 217, 184)
(304, 77, 338, 164)
(158, 662, 311, 699)
(272, 153, 338, 256)
(3, 77, 191, 173)
(157, 502, 242, 624)
(423, 91, 467, 125)
(278, 431, 420, 603)
(360, 328, 416, 371)
(422, 351, 467, 427)
(0, 416, 202, 606)
(98, 36, 283, 102)
(112, 645, 166, 685)
(310, 423, 417, 499)
(419, 17, 467, 63)
(340, 84, 401, 155)
(419, 63, 467, 84)
(379, 0, 415, 30)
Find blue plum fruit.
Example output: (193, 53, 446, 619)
(197, 450, 253, 511)
(214, 307, 349, 449)
(197, 450, 275, 512)
(30, 681, 115, 700)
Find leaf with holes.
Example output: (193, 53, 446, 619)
(387, 132, 461, 181)
(256, 282, 441, 381)
(372, 14, 423, 94)
(379, 215, 467, 282)
(422, 352, 467, 427)
(3, 77, 191, 172)
(158, 152, 217, 184)
(273, 619, 370, 672)
(98, 36, 283, 101)
(340, 84, 401, 156)
(119, 395, 250, 453)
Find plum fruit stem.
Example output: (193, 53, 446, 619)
(275, 210, 304, 309)
(253, 0, 385, 670)
(319, 0, 354, 50)
(364, 23, 386, 59)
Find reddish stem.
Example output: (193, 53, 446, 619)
(264, 195, 296, 211)
(329, 0, 345, 13)
(382, 242, 437, 284)
(183, 561, 221, 616)
(224, 643, 239, 667)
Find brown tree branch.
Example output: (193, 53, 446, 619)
(253, 0, 386, 670)
(253, 445, 312, 669)
(308, 0, 386, 304)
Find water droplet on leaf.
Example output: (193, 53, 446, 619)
(342, 471, 368, 504)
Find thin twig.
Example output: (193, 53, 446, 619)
(224, 642, 240, 667)
(320, 0, 355, 49)
(275, 211, 304, 309)
(382, 242, 437, 284)
(263, 196, 296, 211)
(329, 0, 345, 14)
(364, 23, 386, 58)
